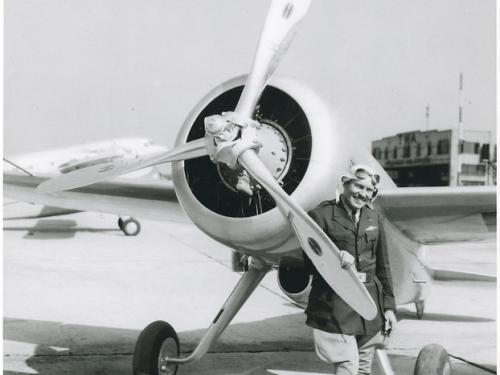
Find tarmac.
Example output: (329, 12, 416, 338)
(3, 203, 497, 374)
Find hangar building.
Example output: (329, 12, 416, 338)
(371, 129, 496, 187)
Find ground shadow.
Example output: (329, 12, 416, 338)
(3, 219, 121, 239)
(3, 314, 495, 375)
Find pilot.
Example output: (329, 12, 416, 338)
(304, 164, 397, 375)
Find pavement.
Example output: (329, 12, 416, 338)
(3, 203, 497, 374)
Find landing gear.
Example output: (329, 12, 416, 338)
(118, 217, 141, 236)
(133, 321, 179, 375)
(132, 261, 270, 373)
(415, 300, 425, 320)
(414, 344, 452, 375)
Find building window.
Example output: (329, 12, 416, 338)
(461, 180, 486, 186)
(393, 147, 398, 159)
(416, 143, 421, 157)
(437, 139, 450, 155)
(384, 148, 389, 159)
(461, 141, 476, 154)
(372, 148, 381, 159)
(480, 144, 490, 161)
(427, 142, 432, 155)
(474, 143, 480, 154)
(403, 145, 410, 158)
(461, 164, 486, 176)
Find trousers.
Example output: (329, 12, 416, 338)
(313, 329, 388, 375)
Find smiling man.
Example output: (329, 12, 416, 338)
(305, 164, 397, 375)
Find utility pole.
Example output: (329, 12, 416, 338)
(458, 73, 463, 141)
(456, 73, 464, 186)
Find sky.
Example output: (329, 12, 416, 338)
(4, 0, 496, 155)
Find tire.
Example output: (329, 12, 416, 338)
(122, 218, 141, 236)
(133, 321, 179, 375)
(414, 343, 452, 375)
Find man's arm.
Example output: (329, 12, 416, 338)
(375, 214, 396, 312)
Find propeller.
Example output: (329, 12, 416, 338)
(232, 0, 376, 319)
(36, 138, 207, 193)
(234, 0, 311, 118)
(36, 0, 377, 319)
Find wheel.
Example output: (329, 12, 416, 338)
(133, 321, 179, 375)
(118, 217, 124, 230)
(414, 343, 452, 375)
(122, 218, 141, 236)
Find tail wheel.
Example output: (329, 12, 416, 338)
(414, 344, 452, 375)
(133, 321, 179, 375)
(121, 218, 141, 236)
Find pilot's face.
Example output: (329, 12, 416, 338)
(343, 177, 375, 210)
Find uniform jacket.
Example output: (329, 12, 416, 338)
(304, 198, 396, 336)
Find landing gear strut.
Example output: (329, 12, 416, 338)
(415, 300, 425, 320)
(132, 261, 270, 374)
(118, 217, 141, 236)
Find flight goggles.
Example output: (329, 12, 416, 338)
(341, 164, 380, 186)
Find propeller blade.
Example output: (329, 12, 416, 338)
(235, 0, 311, 118)
(238, 149, 377, 320)
(36, 138, 208, 193)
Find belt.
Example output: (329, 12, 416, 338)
(356, 272, 372, 283)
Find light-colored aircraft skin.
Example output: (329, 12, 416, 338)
(4, 75, 496, 309)
(4, 137, 167, 177)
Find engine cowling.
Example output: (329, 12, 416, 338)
(171, 75, 390, 262)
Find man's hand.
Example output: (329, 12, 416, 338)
(339, 250, 355, 269)
(384, 309, 397, 335)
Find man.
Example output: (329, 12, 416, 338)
(305, 164, 397, 375)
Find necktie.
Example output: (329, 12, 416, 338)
(352, 209, 360, 225)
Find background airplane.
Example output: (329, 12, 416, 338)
(3, 0, 496, 374)
(4, 138, 169, 235)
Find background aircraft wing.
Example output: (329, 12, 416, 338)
(377, 186, 496, 244)
(4, 172, 187, 223)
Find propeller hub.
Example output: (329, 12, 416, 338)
(218, 119, 292, 193)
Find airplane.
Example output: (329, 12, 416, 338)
(3, 0, 496, 374)
(4, 137, 169, 235)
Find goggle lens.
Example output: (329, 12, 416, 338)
(354, 168, 380, 184)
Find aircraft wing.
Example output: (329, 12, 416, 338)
(3, 172, 187, 223)
(376, 186, 496, 244)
